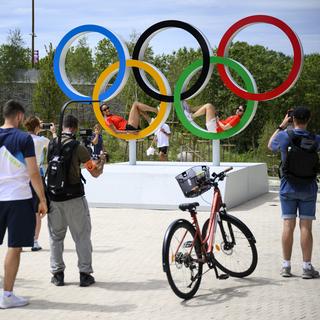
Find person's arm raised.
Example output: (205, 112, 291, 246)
(267, 114, 290, 151)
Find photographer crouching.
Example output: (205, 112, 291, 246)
(47, 115, 106, 287)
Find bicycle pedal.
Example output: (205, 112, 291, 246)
(218, 274, 229, 280)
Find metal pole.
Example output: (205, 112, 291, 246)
(212, 140, 220, 166)
(31, 0, 35, 68)
(129, 140, 137, 165)
(58, 100, 99, 154)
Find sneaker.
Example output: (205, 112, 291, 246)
(182, 100, 190, 112)
(182, 101, 193, 122)
(0, 293, 29, 309)
(80, 273, 95, 287)
(31, 241, 42, 252)
(302, 266, 320, 279)
(280, 266, 292, 277)
(51, 272, 64, 286)
(184, 110, 194, 122)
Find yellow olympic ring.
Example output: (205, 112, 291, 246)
(92, 59, 171, 140)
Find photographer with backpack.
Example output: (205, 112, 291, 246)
(47, 115, 105, 287)
(268, 106, 320, 279)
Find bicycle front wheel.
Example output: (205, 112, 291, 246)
(202, 213, 257, 277)
(162, 219, 203, 300)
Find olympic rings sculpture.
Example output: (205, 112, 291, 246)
(53, 15, 303, 141)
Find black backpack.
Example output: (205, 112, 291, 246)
(46, 137, 83, 200)
(281, 130, 319, 184)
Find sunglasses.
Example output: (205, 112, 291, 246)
(237, 108, 244, 112)
(102, 107, 109, 112)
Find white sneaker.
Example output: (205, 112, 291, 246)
(182, 101, 193, 122)
(184, 110, 194, 122)
(0, 294, 29, 309)
(182, 100, 191, 113)
(31, 240, 42, 251)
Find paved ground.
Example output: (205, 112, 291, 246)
(0, 191, 319, 320)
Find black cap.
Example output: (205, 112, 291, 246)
(292, 106, 310, 121)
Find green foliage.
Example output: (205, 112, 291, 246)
(65, 37, 95, 83)
(1, 28, 319, 171)
(0, 29, 30, 83)
(32, 43, 67, 123)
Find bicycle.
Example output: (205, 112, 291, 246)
(162, 165, 258, 300)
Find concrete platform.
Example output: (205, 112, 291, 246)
(83, 161, 269, 209)
(1, 193, 319, 320)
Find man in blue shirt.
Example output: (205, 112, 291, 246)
(268, 106, 320, 279)
(0, 100, 48, 308)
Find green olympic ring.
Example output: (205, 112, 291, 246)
(174, 56, 258, 140)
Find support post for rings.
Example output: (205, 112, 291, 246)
(129, 140, 137, 165)
(212, 140, 220, 166)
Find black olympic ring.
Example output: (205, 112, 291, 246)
(132, 20, 212, 103)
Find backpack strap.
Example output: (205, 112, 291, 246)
(286, 129, 296, 144)
(47, 137, 58, 162)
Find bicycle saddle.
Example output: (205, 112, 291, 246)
(179, 202, 199, 212)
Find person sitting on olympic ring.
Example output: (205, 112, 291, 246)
(100, 101, 158, 134)
(183, 101, 245, 133)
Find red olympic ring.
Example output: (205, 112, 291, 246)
(216, 15, 303, 101)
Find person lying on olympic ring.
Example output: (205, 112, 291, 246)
(100, 101, 158, 134)
(183, 101, 245, 133)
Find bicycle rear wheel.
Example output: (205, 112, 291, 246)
(162, 219, 203, 300)
(202, 213, 257, 277)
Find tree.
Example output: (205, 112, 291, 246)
(94, 32, 157, 118)
(0, 28, 30, 83)
(33, 43, 67, 123)
(65, 37, 94, 83)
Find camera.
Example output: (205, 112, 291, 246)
(287, 109, 294, 123)
(79, 128, 93, 137)
(40, 123, 52, 130)
(79, 128, 93, 156)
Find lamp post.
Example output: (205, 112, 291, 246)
(31, 0, 35, 68)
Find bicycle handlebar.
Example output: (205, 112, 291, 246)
(221, 167, 233, 174)
(210, 166, 233, 184)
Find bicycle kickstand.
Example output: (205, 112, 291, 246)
(213, 264, 229, 280)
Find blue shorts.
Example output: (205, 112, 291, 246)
(0, 199, 36, 247)
(280, 192, 317, 220)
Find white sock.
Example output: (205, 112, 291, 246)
(303, 261, 312, 270)
(3, 291, 12, 297)
(283, 260, 291, 268)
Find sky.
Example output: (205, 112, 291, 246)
(0, 0, 319, 58)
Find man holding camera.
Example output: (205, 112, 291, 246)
(47, 115, 105, 287)
(268, 106, 320, 279)
(91, 124, 105, 159)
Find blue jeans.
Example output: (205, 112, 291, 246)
(280, 192, 317, 220)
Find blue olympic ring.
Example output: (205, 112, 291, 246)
(53, 24, 130, 102)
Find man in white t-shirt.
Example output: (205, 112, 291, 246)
(154, 123, 171, 161)
(0, 100, 47, 309)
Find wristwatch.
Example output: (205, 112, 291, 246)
(277, 126, 284, 130)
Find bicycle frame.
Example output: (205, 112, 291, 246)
(173, 184, 223, 264)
